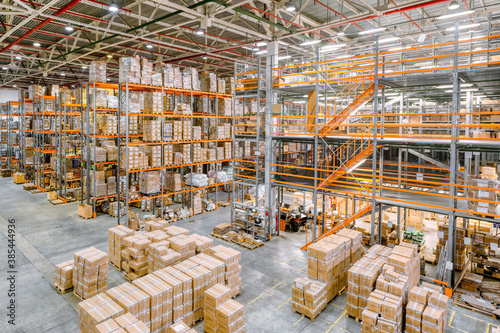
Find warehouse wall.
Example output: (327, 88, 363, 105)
(0, 88, 19, 103)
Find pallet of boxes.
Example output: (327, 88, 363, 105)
(54, 260, 74, 293)
(204, 283, 245, 333)
(359, 243, 420, 332)
(79, 240, 242, 333)
(73, 247, 108, 300)
(435, 222, 469, 271)
(406, 283, 449, 333)
(292, 229, 363, 321)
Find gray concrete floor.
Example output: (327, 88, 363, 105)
(0, 177, 498, 333)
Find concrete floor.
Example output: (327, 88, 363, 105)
(0, 178, 498, 333)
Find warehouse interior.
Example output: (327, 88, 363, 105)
(1, 0, 500, 332)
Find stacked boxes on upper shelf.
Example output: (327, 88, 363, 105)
(436, 222, 469, 270)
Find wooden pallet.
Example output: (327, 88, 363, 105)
(124, 273, 133, 282)
(23, 183, 36, 190)
(347, 314, 361, 322)
(292, 310, 319, 322)
(29, 189, 43, 194)
(217, 201, 231, 207)
(452, 296, 498, 319)
(49, 199, 64, 205)
(231, 239, 264, 250)
(74, 291, 85, 301)
(109, 261, 122, 271)
(337, 286, 346, 296)
(54, 283, 73, 294)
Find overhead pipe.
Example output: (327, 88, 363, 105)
(0, 0, 82, 53)
(35, 0, 298, 69)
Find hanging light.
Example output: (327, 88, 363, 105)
(2, 66, 7, 70)
(33, 42, 41, 47)
(109, 3, 119, 12)
(285, 1, 296, 12)
(359, 27, 386, 35)
(65, 26, 74, 32)
(146, 44, 153, 49)
(13, 84, 17, 87)
(60, 73, 65, 76)
(300, 40, 322, 46)
(107, 54, 113, 58)
(196, 29, 204, 35)
(448, 0, 459, 10)
(202, 55, 208, 59)
(82, 66, 87, 69)
(15, 55, 22, 60)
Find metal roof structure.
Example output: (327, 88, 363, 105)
(0, 0, 499, 88)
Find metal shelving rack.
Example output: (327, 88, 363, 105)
(232, 59, 273, 241)
(54, 90, 84, 202)
(33, 96, 56, 191)
(84, 82, 120, 218)
(266, 26, 500, 289)
(19, 98, 34, 181)
(0, 102, 7, 170)
(116, 81, 234, 227)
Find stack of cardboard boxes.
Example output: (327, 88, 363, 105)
(144, 91, 162, 114)
(89, 60, 107, 82)
(108, 225, 135, 269)
(144, 145, 161, 168)
(436, 222, 469, 270)
(169, 235, 196, 261)
(164, 144, 174, 166)
(105, 283, 151, 327)
(55, 260, 74, 291)
(204, 245, 242, 298)
(193, 143, 202, 163)
(164, 173, 182, 191)
(182, 120, 191, 141)
(141, 59, 153, 85)
(422, 291, 449, 333)
(119, 56, 141, 84)
(122, 233, 151, 280)
(94, 313, 150, 333)
(467, 177, 498, 215)
(360, 244, 421, 333)
(291, 277, 327, 320)
(77, 294, 124, 332)
(143, 120, 161, 142)
(139, 171, 160, 194)
(204, 284, 245, 333)
(218, 99, 232, 116)
(347, 244, 393, 319)
(148, 241, 181, 273)
(73, 247, 108, 299)
(201, 72, 217, 93)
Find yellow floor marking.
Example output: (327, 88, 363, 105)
(300, 264, 308, 271)
(292, 315, 304, 327)
(462, 313, 485, 322)
(248, 293, 267, 305)
(325, 311, 346, 333)
(282, 262, 308, 273)
(267, 282, 282, 292)
(487, 323, 499, 333)
(448, 311, 455, 326)
(266, 297, 291, 317)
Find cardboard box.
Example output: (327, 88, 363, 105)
(78, 204, 93, 219)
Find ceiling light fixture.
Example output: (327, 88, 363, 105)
(300, 40, 322, 46)
(2, 66, 7, 70)
(255, 50, 267, 55)
(196, 29, 204, 35)
(337, 32, 345, 36)
(359, 27, 386, 35)
(437, 83, 473, 89)
(445, 23, 480, 31)
(65, 26, 74, 32)
(448, 0, 459, 10)
(109, 3, 119, 12)
(15, 56, 21, 60)
(278, 55, 291, 60)
(437, 10, 475, 20)
(444, 88, 478, 92)
(13, 84, 17, 87)
(285, 1, 296, 12)
(82, 66, 87, 69)
(146, 44, 153, 49)
(107, 54, 113, 58)
(202, 55, 208, 59)
(61, 73, 65, 76)
(378, 37, 400, 43)
(255, 42, 267, 47)
(319, 43, 346, 52)
(107, 78, 110, 81)
(33, 42, 41, 47)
